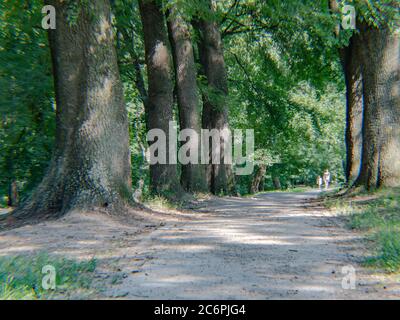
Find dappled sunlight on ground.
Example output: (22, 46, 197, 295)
(0, 191, 399, 299)
(103, 191, 400, 299)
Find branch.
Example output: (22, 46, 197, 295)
(220, 0, 240, 25)
(230, 51, 262, 97)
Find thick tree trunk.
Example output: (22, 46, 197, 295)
(194, 1, 235, 195)
(139, 0, 182, 196)
(250, 165, 266, 194)
(356, 24, 400, 189)
(6, 0, 132, 222)
(343, 34, 363, 184)
(167, 6, 208, 192)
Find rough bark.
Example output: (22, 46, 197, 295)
(166, 6, 208, 192)
(139, 0, 182, 196)
(250, 165, 266, 194)
(343, 34, 363, 183)
(356, 23, 400, 189)
(5, 0, 132, 223)
(329, 0, 363, 185)
(193, 1, 235, 195)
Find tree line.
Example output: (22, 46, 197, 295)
(0, 0, 398, 222)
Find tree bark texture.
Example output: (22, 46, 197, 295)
(357, 23, 400, 189)
(7, 0, 132, 222)
(167, 6, 208, 192)
(343, 33, 364, 184)
(139, 0, 182, 196)
(194, 0, 235, 195)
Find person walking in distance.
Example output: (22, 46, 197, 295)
(316, 176, 323, 190)
(323, 169, 331, 190)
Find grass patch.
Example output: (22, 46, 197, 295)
(0, 253, 97, 300)
(327, 187, 400, 273)
(143, 188, 198, 210)
(143, 195, 181, 210)
(364, 228, 400, 272)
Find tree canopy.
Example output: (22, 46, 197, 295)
(0, 0, 398, 208)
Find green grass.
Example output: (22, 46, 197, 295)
(0, 253, 97, 300)
(143, 188, 198, 210)
(364, 228, 400, 272)
(143, 195, 181, 210)
(328, 187, 400, 273)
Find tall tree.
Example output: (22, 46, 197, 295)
(356, 22, 400, 189)
(343, 33, 363, 184)
(194, 0, 235, 195)
(166, 5, 208, 192)
(329, 0, 363, 184)
(139, 0, 182, 196)
(5, 0, 132, 223)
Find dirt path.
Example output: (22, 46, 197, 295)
(0, 191, 398, 299)
(105, 191, 399, 299)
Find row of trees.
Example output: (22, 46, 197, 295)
(4, 0, 238, 219)
(1, 0, 398, 221)
(138, 0, 234, 196)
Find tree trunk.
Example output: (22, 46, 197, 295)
(272, 176, 281, 190)
(356, 23, 400, 189)
(250, 165, 266, 194)
(7, 181, 18, 207)
(194, 1, 235, 195)
(343, 33, 363, 184)
(7, 0, 132, 222)
(329, 0, 363, 185)
(139, 0, 182, 196)
(166, 6, 208, 192)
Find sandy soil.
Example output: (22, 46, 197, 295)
(0, 191, 399, 299)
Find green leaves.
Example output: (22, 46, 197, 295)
(223, 0, 347, 188)
(3, 0, 396, 198)
(0, 0, 55, 200)
(356, 0, 400, 30)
